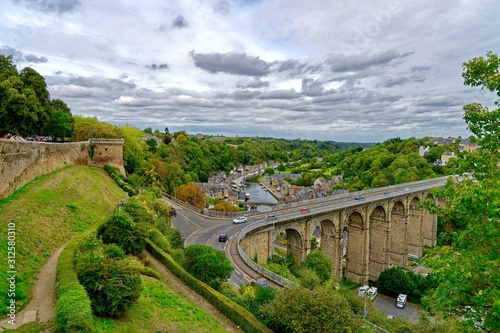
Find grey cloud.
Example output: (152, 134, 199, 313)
(0, 46, 24, 62)
(415, 97, 461, 107)
(13, 0, 81, 13)
(0, 46, 48, 64)
(301, 78, 325, 96)
(410, 65, 430, 73)
(172, 15, 188, 29)
(380, 76, 410, 87)
(326, 50, 413, 72)
(233, 90, 261, 100)
(145, 64, 169, 70)
(189, 51, 270, 76)
(213, 1, 230, 14)
(24, 54, 48, 63)
(236, 79, 269, 89)
(259, 90, 300, 100)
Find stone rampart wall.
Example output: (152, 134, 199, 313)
(0, 138, 124, 199)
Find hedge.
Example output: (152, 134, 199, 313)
(145, 239, 272, 333)
(55, 239, 94, 333)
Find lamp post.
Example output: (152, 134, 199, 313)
(364, 291, 368, 318)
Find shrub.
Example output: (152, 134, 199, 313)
(98, 212, 146, 255)
(183, 244, 233, 290)
(55, 284, 93, 333)
(56, 240, 94, 333)
(103, 243, 125, 260)
(77, 256, 142, 317)
(377, 267, 408, 297)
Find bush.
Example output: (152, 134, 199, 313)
(103, 243, 125, 260)
(55, 284, 93, 333)
(55, 239, 94, 333)
(183, 244, 233, 291)
(98, 212, 146, 255)
(377, 267, 408, 297)
(77, 256, 142, 317)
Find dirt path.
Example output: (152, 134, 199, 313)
(145, 251, 243, 332)
(0, 245, 65, 330)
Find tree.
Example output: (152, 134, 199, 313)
(376, 267, 408, 297)
(421, 52, 500, 330)
(175, 182, 207, 209)
(300, 250, 332, 283)
(261, 286, 364, 333)
(183, 244, 233, 290)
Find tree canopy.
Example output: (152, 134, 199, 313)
(422, 52, 500, 331)
(0, 54, 73, 138)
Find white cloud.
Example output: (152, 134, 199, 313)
(0, 0, 499, 142)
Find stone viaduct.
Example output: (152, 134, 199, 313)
(239, 181, 444, 284)
(0, 138, 125, 199)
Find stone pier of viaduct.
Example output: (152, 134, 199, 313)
(240, 189, 438, 284)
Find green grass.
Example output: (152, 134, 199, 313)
(0, 165, 127, 314)
(93, 276, 230, 333)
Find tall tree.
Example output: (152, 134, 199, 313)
(422, 52, 500, 331)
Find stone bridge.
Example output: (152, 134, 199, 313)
(239, 178, 446, 284)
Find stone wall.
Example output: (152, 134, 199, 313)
(0, 138, 124, 199)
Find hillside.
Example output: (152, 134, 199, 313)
(0, 165, 127, 315)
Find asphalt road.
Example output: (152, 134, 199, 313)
(373, 294, 420, 323)
(167, 197, 421, 321)
(168, 200, 268, 288)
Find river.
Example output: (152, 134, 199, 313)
(244, 182, 278, 205)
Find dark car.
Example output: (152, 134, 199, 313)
(250, 279, 270, 288)
(219, 234, 229, 242)
(266, 214, 277, 221)
(354, 196, 363, 200)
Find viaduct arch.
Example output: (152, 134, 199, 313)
(239, 189, 437, 284)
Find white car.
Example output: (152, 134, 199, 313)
(232, 216, 248, 224)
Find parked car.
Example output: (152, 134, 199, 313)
(300, 207, 310, 213)
(219, 234, 229, 242)
(367, 287, 378, 300)
(265, 214, 277, 221)
(232, 216, 248, 224)
(357, 285, 369, 297)
(396, 294, 407, 308)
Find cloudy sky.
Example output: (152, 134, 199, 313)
(1, 0, 499, 142)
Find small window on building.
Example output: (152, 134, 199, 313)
(105, 148, 108, 151)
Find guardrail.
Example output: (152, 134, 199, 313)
(237, 221, 295, 288)
(164, 176, 448, 221)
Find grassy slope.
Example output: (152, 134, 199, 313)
(1, 166, 233, 333)
(0, 165, 127, 313)
(94, 277, 230, 333)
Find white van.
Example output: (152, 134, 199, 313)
(367, 287, 378, 300)
(396, 294, 407, 308)
(357, 285, 369, 297)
